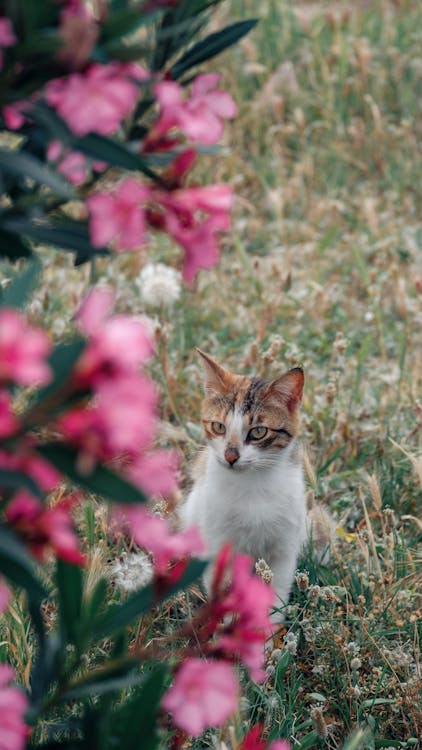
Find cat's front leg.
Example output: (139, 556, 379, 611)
(269, 552, 300, 623)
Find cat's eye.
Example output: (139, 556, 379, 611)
(248, 425, 268, 441)
(211, 421, 226, 435)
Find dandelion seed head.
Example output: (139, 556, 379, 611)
(137, 263, 182, 307)
(110, 551, 153, 593)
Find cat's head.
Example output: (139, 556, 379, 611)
(197, 349, 304, 471)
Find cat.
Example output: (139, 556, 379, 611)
(181, 349, 332, 619)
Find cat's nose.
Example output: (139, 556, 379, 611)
(225, 446, 240, 466)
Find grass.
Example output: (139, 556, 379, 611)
(1, 1, 422, 748)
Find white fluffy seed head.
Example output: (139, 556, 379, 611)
(137, 263, 182, 307)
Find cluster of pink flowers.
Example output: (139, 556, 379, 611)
(159, 544, 276, 737)
(208, 544, 275, 681)
(88, 177, 232, 283)
(0, 291, 181, 570)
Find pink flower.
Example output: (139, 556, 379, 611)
(0, 390, 18, 438)
(115, 506, 205, 574)
(59, 373, 157, 465)
(58, 0, 99, 70)
(210, 547, 275, 681)
(240, 725, 291, 750)
(2, 103, 26, 130)
(87, 179, 150, 251)
(148, 182, 232, 283)
(162, 658, 238, 736)
(0, 309, 51, 386)
(128, 449, 179, 498)
(153, 73, 237, 145)
(0, 579, 10, 614)
(45, 62, 148, 136)
(0, 664, 29, 750)
(75, 288, 154, 385)
(166, 212, 230, 284)
(5, 491, 85, 566)
(47, 140, 88, 185)
(0, 443, 61, 494)
(0, 17, 16, 71)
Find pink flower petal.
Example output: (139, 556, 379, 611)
(162, 658, 238, 736)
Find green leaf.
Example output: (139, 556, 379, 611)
(171, 18, 258, 79)
(36, 444, 149, 505)
(0, 228, 32, 261)
(27, 339, 87, 418)
(28, 104, 162, 183)
(0, 150, 76, 200)
(62, 660, 144, 701)
(94, 586, 153, 640)
(110, 665, 168, 750)
(0, 469, 44, 499)
(100, 6, 159, 43)
(2, 217, 109, 266)
(75, 134, 160, 182)
(94, 558, 206, 639)
(0, 524, 47, 602)
(0, 257, 41, 309)
(85, 577, 108, 625)
(56, 560, 84, 646)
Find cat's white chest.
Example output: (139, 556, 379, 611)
(182, 445, 306, 565)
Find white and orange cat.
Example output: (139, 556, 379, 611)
(181, 349, 313, 615)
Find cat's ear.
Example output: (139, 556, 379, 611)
(196, 349, 230, 394)
(266, 367, 304, 412)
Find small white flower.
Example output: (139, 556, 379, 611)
(137, 263, 182, 307)
(111, 552, 153, 593)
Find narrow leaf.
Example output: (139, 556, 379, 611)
(0, 524, 47, 601)
(2, 217, 109, 265)
(0, 150, 76, 200)
(36, 444, 148, 505)
(94, 558, 206, 639)
(0, 228, 32, 261)
(56, 560, 83, 645)
(1, 257, 41, 309)
(171, 19, 258, 79)
(0, 469, 44, 499)
(111, 665, 168, 750)
(27, 339, 86, 417)
(62, 662, 143, 700)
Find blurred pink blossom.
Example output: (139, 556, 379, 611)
(210, 546, 275, 681)
(0, 664, 29, 750)
(0, 579, 10, 614)
(0, 443, 61, 493)
(0, 309, 51, 386)
(0, 17, 16, 71)
(45, 62, 148, 136)
(166, 212, 230, 284)
(0, 390, 18, 438)
(47, 140, 88, 185)
(115, 506, 205, 574)
(240, 725, 291, 750)
(148, 182, 232, 283)
(2, 103, 26, 130)
(153, 73, 237, 145)
(128, 449, 179, 497)
(162, 658, 238, 736)
(6, 491, 85, 566)
(75, 288, 154, 384)
(87, 179, 150, 251)
(58, 0, 99, 70)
